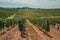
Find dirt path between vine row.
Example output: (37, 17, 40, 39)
(26, 19, 56, 40)
(26, 19, 41, 40)
(48, 25, 60, 40)
(0, 25, 20, 40)
(7, 14, 16, 19)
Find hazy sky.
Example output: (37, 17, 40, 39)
(0, 0, 60, 8)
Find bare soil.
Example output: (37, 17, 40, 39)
(26, 19, 41, 40)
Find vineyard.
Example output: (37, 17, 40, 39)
(29, 18, 60, 32)
(0, 7, 60, 40)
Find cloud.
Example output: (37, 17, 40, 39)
(0, 0, 40, 7)
(0, 0, 60, 8)
(0, 0, 37, 4)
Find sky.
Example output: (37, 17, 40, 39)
(0, 0, 60, 8)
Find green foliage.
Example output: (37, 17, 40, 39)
(0, 18, 18, 30)
(18, 18, 26, 31)
(4, 19, 15, 28)
(43, 20, 50, 32)
(0, 19, 4, 30)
